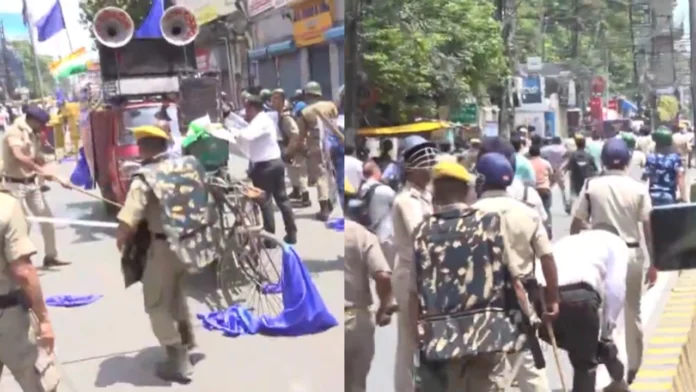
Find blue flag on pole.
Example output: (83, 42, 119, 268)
(35, 0, 66, 42)
(135, 0, 165, 38)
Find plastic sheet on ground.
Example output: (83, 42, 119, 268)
(197, 245, 338, 337)
(69, 147, 95, 189)
(46, 294, 103, 308)
(326, 218, 344, 232)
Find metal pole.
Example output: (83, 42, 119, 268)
(343, 0, 359, 150)
(0, 22, 16, 97)
(21, 0, 44, 98)
(627, 0, 640, 110)
(58, 0, 74, 53)
(690, 0, 696, 122)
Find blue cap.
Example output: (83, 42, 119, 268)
(24, 105, 50, 124)
(477, 152, 514, 188)
(478, 137, 517, 171)
(401, 135, 435, 156)
(601, 138, 631, 169)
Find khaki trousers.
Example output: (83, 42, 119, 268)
(392, 267, 416, 392)
(287, 155, 308, 192)
(345, 308, 375, 392)
(3, 181, 58, 258)
(625, 248, 645, 372)
(0, 307, 60, 391)
(306, 146, 329, 201)
(143, 240, 191, 346)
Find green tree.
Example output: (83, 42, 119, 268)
(79, 0, 154, 32)
(9, 40, 55, 98)
(360, 0, 508, 125)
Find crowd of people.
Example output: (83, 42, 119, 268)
(343, 120, 694, 391)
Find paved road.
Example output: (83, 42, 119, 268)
(367, 176, 683, 392)
(0, 156, 344, 392)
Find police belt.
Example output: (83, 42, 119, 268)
(626, 242, 640, 248)
(0, 290, 23, 309)
(153, 233, 167, 241)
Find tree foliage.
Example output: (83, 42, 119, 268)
(516, 0, 635, 95)
(10, 40, 55, 98)
(78, 0, 154, 32)
(359, 0, 508, 125)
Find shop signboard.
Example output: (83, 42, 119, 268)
(291, 0, 333, 47)
(249, 0, 274, 17)
(451, 103, 477, 124)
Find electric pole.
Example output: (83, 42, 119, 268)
(689, 0, 696, 122)
(498, 0, 517, 139)
(344, 0, 360, 151)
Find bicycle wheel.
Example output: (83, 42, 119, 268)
(234, 230, 284, 318)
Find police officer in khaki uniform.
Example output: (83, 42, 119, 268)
(271, 88, 310, 206)
(570, 138, 657, 385)
(116, 125, 195, 382)
(293, 81, 339, 221)
(390, 136, 439, 392)
(344, 180, 396, 392)
(1, 106, 69, 268)
(474, 151, 560, 392)
(0, 191, 60, 391)
(672, 126, 692, 168)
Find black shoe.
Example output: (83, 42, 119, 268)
(284, 232, 297, 245)
(43, 257, 71, 268)
(262, 238, 279, 249)
(291, 192, 311, 208)
(288, 187, 301, 200)
(627, 369, 638, 385)
(315, 201, 331, 222)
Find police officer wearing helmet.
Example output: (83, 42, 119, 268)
(1, 105, 70, 268)
(271, 89, 309, 206)
(290, 81, 340, 221)
(570, 137, 656, 385)
(116, 124, 221, 382)
(390, 135, 439, 392)
(260, 89, 272, 110)
(412, 160, 525, 389)
(473, 152, 559, 392)
(344, 179, 396, 392)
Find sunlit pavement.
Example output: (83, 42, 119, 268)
(1, 156, 344, 391)
(367, 172, 688, 392)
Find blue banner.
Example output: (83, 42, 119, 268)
(521, 76, 543, 104)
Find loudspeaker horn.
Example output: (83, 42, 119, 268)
(93, 7, 135, 48)
(160, 6, 199, 46)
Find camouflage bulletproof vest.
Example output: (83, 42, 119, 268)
(134, 154, 221, 271)
(413, 207, 526, 362)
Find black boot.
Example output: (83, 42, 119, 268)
(177, 321, 196, 350)
(155, 345, 192, 383)
(315, 200, 331, 222)
(288, 187, 301, 200)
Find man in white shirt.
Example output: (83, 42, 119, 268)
(344, 145, 364, 192)
(240, 88, 298, 245)
(358, 161, 396, 268)
(537, 225, 630, 392)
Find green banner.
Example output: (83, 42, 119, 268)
(451, 103, 477, 124)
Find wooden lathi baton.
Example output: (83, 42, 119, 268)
(539, 290, 568, 392)
(52, 178, 123, 209)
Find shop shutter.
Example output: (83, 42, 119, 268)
(277, 53, 302, 96)
(308, 45, 332, 99)
(257, 59, 278, 89)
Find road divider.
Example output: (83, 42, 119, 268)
(632, 271, 696, 391)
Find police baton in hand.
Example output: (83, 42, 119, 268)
(539, 290, 568, 392)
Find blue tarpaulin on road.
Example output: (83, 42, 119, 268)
(46, 294, 103, 307)
(197, 245, 338, 337)
(326, 218, 344, 232)
(69, 147, 95, 189)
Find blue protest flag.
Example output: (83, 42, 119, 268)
(135, 0, 165, 39)
(35, 0, 66, 42)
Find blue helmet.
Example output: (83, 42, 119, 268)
(478, 137, 517, 171)
(477, 153, 514, 188)
(601, 138, 631, 169)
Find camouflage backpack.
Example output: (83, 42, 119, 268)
(413, 207, 526, 363)
(134, 154, 221, 271)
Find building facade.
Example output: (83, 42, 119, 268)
(248, 0, 344, 100)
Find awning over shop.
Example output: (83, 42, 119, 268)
(621, 99, 638, 113)
(268, 40, 296, 57)
(325, 25, 344, 42)
(249, 47, 268, 61)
